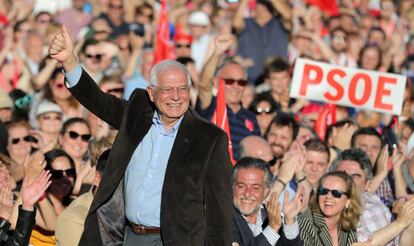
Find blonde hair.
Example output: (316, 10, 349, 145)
(310, 171, 362, 231)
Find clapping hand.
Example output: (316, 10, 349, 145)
(20, 170, 52, 211)
(266, 192, 282, 231)
(0, 177, 14, 220)
(24, 151, 46, 184)
(283, 186, 304, 225)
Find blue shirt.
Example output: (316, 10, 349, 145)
(65, 65, 183, 227)
(124, 111, 182, 226)
(123, 72, 149, 99)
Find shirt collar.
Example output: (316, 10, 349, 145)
(152, 111, 184, 136)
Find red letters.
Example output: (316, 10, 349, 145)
(300, 64, 323, 96)
(348, 73, 372, 105)
(374, 76, 397, 111)
(324, 69, 345, 101)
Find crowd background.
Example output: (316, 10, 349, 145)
(1, 0, 414, 245)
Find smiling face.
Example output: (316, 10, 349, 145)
(59, 122, 91, 161)
(219, 63, 247, 106)
(304, 150, 329, 187)
(318, 176, 350, 220)
(147, 68, 190, 128)
(266, 124, 293, 158)
(7, 125, 32, 161)
(233, 168, 269, 219)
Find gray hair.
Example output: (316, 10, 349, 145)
(149, 60, 192, 87)
(330, 148, 373, 180)
(215, 58, 247, 80)
(232, 157, 273, 188)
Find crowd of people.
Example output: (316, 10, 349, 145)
(1, 0, 414, 245)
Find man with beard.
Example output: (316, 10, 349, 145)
(232, 157, 303, 246)
(265, 113, 299, 159)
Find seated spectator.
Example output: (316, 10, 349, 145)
(232, 157, 303, 246)
(298, 171, 361, 245)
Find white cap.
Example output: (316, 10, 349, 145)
(36, 101, 62, 117)
(188, 11, 210, 26)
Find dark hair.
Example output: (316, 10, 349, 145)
(265, 113, 299, 141)
(304, 138, 330, 161)
(351, 127, 383, 148)
(60, 117, 91, 135)
(402, 118, 414, 132)
(264, 56, 290, 78)
(330, 27, 347, 38)
(44, 148, 75, 170)
(368, 27, 386, 42)
(330, 148, 373, 179)
(357, 44, 382, 70)
(13, 19, 29, 33)
(81, 38, 100, 54)
(176, 56, 195, 66)
(135, 3, 154, 21)
(248, 97, 274, 115)
(232, 157, 273, 188)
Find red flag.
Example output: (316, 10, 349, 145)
(314, 104, 336, 140)
(211, 78, 235, 165)
(306, 0, 339, 16)
(154, 0, 174, 64)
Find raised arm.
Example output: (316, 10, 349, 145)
(271, 0, 293, 30)
(197, 34, 234, 110)
(232, 0, 249, 33)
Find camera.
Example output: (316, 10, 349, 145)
(129, 23, 145, 37)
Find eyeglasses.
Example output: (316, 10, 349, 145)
(67, 131, 92, 142)
(318, 186, 349, 198)
(50, 168, 77, 179)
(39, 114, 63, 121)
(255, 107, 274, 115)
(107, 87, 124, 94)
(332, 36, 346, 43)
(175, 44, 191, 48)
(223, 78, 248, 87)
(109, 4, 123, 9)
(156, 85, 190, 96)
(15, 94, 32, 109)
(85, 54, 103, 60)
(11, 135, 38, 145)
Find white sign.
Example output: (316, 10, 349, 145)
(290, 58, 407, 115)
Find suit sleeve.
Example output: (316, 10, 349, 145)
(66, 68, 128, 130)
(205, 132, 233, 246)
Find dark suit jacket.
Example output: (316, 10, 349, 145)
(68, 69, 233, 246)
(232, 207, 303, 246)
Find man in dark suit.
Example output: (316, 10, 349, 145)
(232, 157, 303, 246)
(49, 26, 233, 246)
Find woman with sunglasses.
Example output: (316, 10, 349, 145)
(29, 149, 77, 245)
(249, 98, 276, 136)
(58, 117, 92, 174)
(298, 171, 362, 246)
(5, 120, 34, 184)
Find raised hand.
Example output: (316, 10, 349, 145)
(48, 25, 77, 70)
(396, 196, 414, 227)
(213, 34, 234, 56)
(21, 170, 52, 211)
(24, 151, 46, 183)
(332, 123, 357, 150)
(266, 191, 282, 231)
(392, 146, 406, 170)
(376, 144, 389, 176)
(0, 178, 14, 220)
(283, 186, 304, 224)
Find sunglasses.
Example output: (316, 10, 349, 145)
(85, 54, 103, 60)
(50, 168, 77, 179)
(107, 87, 124, 94)
(175, 44, 191, 48)
(109, 4, 123, 9)
(67, 131, 92, 142)
(223, 78, 248, 87)
(318, 186, 349, 199)
(255, 107, 274, 115)
(39, 115, 62, 121)
(11, 135, 38, 145)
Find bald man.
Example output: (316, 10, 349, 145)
(239, 136, 273, 162)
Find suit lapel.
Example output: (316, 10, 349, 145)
(314, 211, 334, 246)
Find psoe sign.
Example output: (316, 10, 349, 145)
(290, 58, 407, 115)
